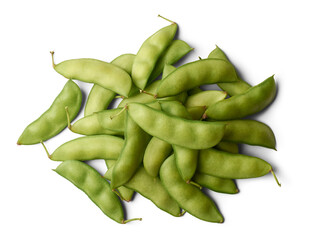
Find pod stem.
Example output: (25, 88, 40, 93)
(40, 141, 51, 159)
(187, 180, 202, 189)
(270, 169, 281, 187)
(50, 51, 56, 68)
(139, 89, 156, 98)
(158, 14, 175, 24)
(65, 106, 72, 130)
(122, 218, 142, 224)
(110, 105, 128, 120)
(115, 95, 124, 99)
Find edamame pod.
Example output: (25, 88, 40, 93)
(70, 113, 122, 136)
(49, 135, 124, 161)
(205, 75, 276, 120)
(186, 106, 207, 120)
(198, 148, 272, 179)
(221, 119, 276, 149)
(160, 155, 223, 223)
(105, 159, 135, 202)
(208, 46, 251, 96)
(184, 90, 227, 108)
(110, 113, 151, 189)
(54, 160, 139, 224)
(127, 103, 226, 149)
(132, 19, 177, 89)
(156, 58, 239, 97)
(214, 141, 239, 154)
(105, 163, 181, 217)
(51, 52, 132, 97)
(18, 80, 82, 145)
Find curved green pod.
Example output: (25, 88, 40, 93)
(221, 119, 276, 149)
(105, 160, 135, 202)
(214, 141, 239, 154)
(160, 155, 223, 223)
(132, 22, 177, 89)
(192, 173, 238, 194)
(51, 53, 132, 97)
(70, 113, 122, 136)
(49, 135, 124, 161)
(184, 90, 227, 108)
(105, 163, 181, 217)
(156, 58, 238, 98)
(17, 80, 82, 145)
(159, 100, 192, 120)
(208, 45, 251, 96)
(186, 106, 207, 120)
(127, 103, 226, 149)
(198, 148, 272, 179)
(97, 108, 126, 134)
(148, 40, 193, 82)
(54, 160, 139, 224)
(110, 113, 151, 189)
(205, 75, 276, 120)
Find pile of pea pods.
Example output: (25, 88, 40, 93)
(17, 15, 280, 224)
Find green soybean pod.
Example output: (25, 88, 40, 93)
(159, 100, 192, 120)
(160, 155, 223, 223)
(48, 135, 124, 161)
(70, 113, 122, 136)
(148, 40, 193, 82)
(110, 112, 151, 189)
(205, 75, 276, 120)
(97, 108, 126, 134)
(51, 52, 132, 97)
(198, 148, 273, 179)
(214, 141, 239, 154)
(184, 90, 227, 108)
(132, 18, 177, 89)
(105, 163, 181, 217)
(17, 80, 82, 145)
(220, 119, 276, 149)
(186, 106, 207, 120)
(208, 46, 251, 96)
(105, 160, 135, 202)
(156, 58, 239, 98)
(54, 160, 140, 224)
(127, 103, 226, 149)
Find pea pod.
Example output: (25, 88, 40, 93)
(160, 155, 223, 223)
(198, 148, 273, 179)
(208, 46, 251, 96)
(127, 102, 226, 149)
(110, 112, 151, 189)
(105, 162, 181, 217)
(51, 52, 132, 97)
(205, 75, 276, 120)
(48, 135, 124, 161)
(132, 18, 177, 89)
(156, 58, 239, 98)
(54, 160, 140, 224)
(17, 80, 82, 145)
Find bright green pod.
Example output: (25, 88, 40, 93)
(49, 135, 124, 161)
(54, 160, 139, 224)
(214, 141, 239, 154)
(173, 145, 199, 183)
(110, 113, 151, 189)
(105, 160, 135, 202)
(205, 75, 276, 120)
(127, 103, 226, 149)
(105, 163, 181, 217)
(17, 80, 82, 145)
(70, 113, 122, 136)
(184, 90, 227, 108)
(132, 22, 178, 89)
(208, 45, 251, 96)
(156, 58, 238, 98)
(198, 148, 272, 179)
(143, 136, 173, 177)
(148, 40, 193, 82)
(192, 173, 238, 194)
(187, 87, 203, 96)
(160, 155, 223, 223)
(111, 54, 135, 74)
(221, 119, 276, 149)
(97, 108, 126, 134)
(51, 53, 132, 97)
(159, 100, 192, 120)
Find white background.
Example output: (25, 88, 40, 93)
(1, 0, 314, 239)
